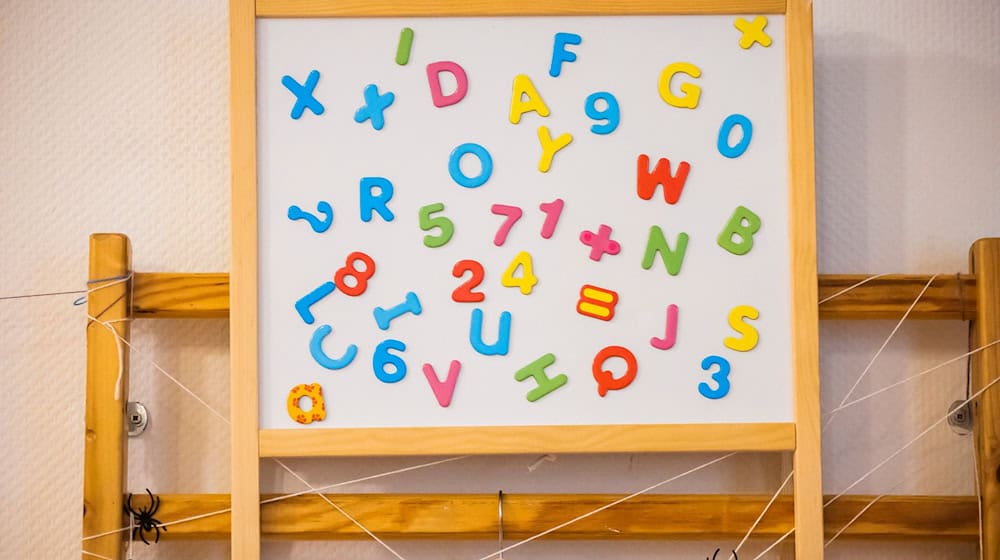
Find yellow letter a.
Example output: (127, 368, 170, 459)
(510, 74, 551, 124)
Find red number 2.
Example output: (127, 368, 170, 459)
(451, 259, 486, 303)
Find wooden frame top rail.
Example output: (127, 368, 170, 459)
(255, 0, 787, 18)
(132, 273, 977, 320)
(140, 492, 977, 541)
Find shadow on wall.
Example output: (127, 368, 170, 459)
(815, 31, 1000, 273)
(814, 32, 906, 273)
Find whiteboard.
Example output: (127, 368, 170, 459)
(256, 15, 792, 430)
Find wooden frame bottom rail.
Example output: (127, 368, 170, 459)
(142, 493, 976, 541)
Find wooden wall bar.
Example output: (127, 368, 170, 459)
(142, 493, 977, 541)
(133, 273, 977, 321)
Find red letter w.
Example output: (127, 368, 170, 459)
(636, 154, 691, 205)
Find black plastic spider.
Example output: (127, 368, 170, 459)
(708, 549, 738, 560)
(124, 488, 167, 545)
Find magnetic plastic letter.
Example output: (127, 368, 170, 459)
(549, 32, 582, 77)
(294, 281, 336, 324)
(281, 70, 325, 119)
(537, 126, 572, 173)
(373, 291, 423, 331)
(396, 27, 414, 65)
(422, 361, 461, 407)
(469, 308, 511, 356)
(724, 305, 760, 352)
(650, 304, 679, 350)
(717, 114, 753, 158)
(509, 74, 551, 124)
(642, 226, 689, 276)
(636, 154, 691, 205)
(309, 324, 358, 370)
(287, 383, 326, 424)
(426, 61, 469, 108)
(734, 16, 772, 49)
(360, 177, 395, 222)
(657, 62, 702, 109)
(449, 143, 493, 188)
(353, 83, 395, 131)
(592, 345, 638, 397)
(373, 339, 407, 383)
(514, 353, 568, 402)
(717, 205, 761, 255)
(287, 201, 333, 233)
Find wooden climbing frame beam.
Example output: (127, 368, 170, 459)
(129, 492, 979, 541)
(82, 234, 132, 560)
(130, 273, 977, 321)
(970, 238, 1000, 560)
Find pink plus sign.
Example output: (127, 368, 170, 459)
(579, 224, 621, 261)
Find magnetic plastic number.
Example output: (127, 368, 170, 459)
(500, 251, 538, 295)
(373, 339, 407, 383)
(334, 251, 376, 296)
(418, 203, 455, 248)
(490, 204, 524, 246)
(452, 259, 486, 303)
(698, 355, 732, 399)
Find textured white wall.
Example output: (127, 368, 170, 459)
(1, 1, 997, 558)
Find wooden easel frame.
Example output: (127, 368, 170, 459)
(229, 0, 820, 557)
(80, 234, 1000, 559)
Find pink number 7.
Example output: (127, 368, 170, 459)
(490, 204, 523, 246)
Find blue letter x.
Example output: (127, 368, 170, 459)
(353, 83, 395, 131)
(281, 70, 324, 119)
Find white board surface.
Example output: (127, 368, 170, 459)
(256, 15, 792, 430)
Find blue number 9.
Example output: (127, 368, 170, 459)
(584, 91, 620, 135)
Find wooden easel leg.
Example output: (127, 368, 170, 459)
(82, 233, 132, 560)
(229, 2, 261, 557)
(970, 238, 1000, 560)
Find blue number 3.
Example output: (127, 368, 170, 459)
(698, 355, 731, 399)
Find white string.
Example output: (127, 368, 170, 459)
(80, 273, 135, 400)
(818, 273, 890, 305)
(824, 487, 893, 547)
(749, 528, 794, 560)
(972, 436, 984, 560)
(730, 470, 792, 558)
(825, 373, 1000, 508)
(272, 457, 408, 560)
(731, 274, 937, 556)
(89, 316, 227, 424)
(826, 339, 1000, 415)
(823, 274, 938, 432)
(748, 374, 1000, 557)
(82, 455, 468, 542)
(751, 346, 1000, 560)
(82, 551, 115, 560)
(82, 317, 422, 559)
(127, 510, 134, 559)
(0, 271, 132, 302)
(471, 452, 737, 560)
